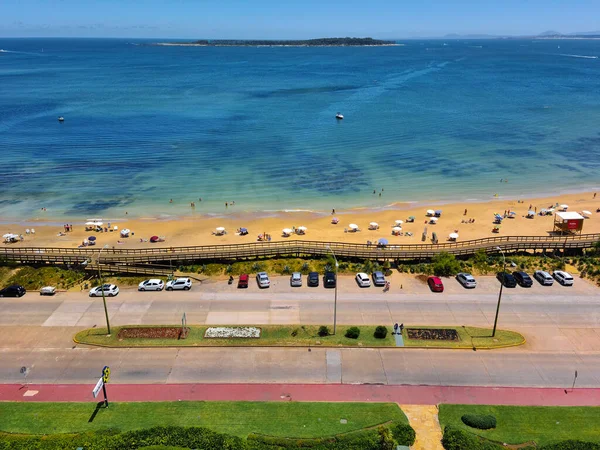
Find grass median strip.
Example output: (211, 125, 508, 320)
(74, 324, 524, 349)
(0, 401, 407, 438)
(439, 404, 600, 447)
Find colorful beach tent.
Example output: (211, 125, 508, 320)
(378, 238, 388, 245)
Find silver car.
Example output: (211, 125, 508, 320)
(89, 284, 120, 297)
(256, 272, 270, 288)
(456, 273, 477, 289)
(290, 272, 302, 287)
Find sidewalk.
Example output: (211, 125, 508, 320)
(2, 383, 599, 406)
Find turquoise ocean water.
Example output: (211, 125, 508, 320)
(1, 38, 599, 222)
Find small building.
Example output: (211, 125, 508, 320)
(553, 211, 584, 235)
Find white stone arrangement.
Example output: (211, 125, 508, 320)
(204, 326, 261, 338)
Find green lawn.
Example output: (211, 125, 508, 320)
(0, 401, 407, 439)
(75, 325, 523, 349)
(439, 404, 600, 446)
(402, 326, 525, 349)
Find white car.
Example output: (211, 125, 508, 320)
(456, 273, 477, 289)
(355, 272, 371, 287)
(534, 270, 554, 286)
(89, 284, 119, 297)
(290, 272, 302, 287)
(166, 278, 192, 291)
(553, 270, 574, 286)
(138, 279, 165, 291)
(256, 272, 270, 288)
(40, 286, 57, 296)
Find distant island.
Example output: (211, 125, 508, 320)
(153, 37, 397, 47)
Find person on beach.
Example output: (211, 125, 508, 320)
(199, 198, 202, 202)
(595, 193, 597, 199)
(169, 199, 173, 203)
(332, 208, 335, 215)
(225, 202, 228, 208)
(464, 208, 467, 216)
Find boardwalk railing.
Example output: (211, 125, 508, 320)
(2, 233, 598, 265)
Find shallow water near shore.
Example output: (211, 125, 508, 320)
(1, 38, 600, 221)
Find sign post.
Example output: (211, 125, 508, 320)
(91, 366, 111, 406)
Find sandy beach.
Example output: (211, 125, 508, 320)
(3, 192, 599, 251)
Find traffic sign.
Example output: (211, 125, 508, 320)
(92, 378, 104, 398)
(102, 365, 111, 383)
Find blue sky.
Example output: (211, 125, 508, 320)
(1, 0, 599, 38)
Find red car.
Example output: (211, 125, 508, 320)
(238, 274, 249, 288)
(427, 276, 444, 292)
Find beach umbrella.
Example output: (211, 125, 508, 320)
(85, 222, 95, 226)
(88, 236, 96, 241)
(560, 204, 569, 210)
(392, 226, 402, 232)
(3, 233, 15, 239)
(582, 210, 592, 217)
(332, 217, 338, 221)
(378, 238, 388, 245)
(298, 226, 307, 231)
(395, 220, 403, 225)
(426, 209, 435, 216)
(528, 210, 535, 215)
(449, 232, 459, 239)
(150, 235, 159, 242)
(429, 217, 438, 223)
(349, 223, 359, 230)
(408, 216, 415, 220)
(435, 209, 442, 215)
(282, 228, 293, 234)
(509, 211, 516, 216)
(494, 213, 503, 220)
(369, 222, 378, 227)
(216, 227, 225, 232)
(240, 227, 248, 233)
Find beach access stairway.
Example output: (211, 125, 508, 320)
(1, 233, 598, 268)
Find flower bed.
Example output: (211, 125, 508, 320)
(118, 327, 189, 340)
(204, 326, 261, 339)
(407, 328, 459, 341)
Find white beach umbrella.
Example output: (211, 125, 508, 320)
(430, 217, 438, 223)
(395, 220, 404, 225)
(582, 210, 592, 217)
(560, 204, 569, 210)
(113, 225, 118, 230)
(349, 223, 359, 230)
(426, 209, 435, 216)
(85, 222, 95, 226)
(449, 232, 459, 239)
(3, 233, 14, 238)
(216, 227, 226, 232)
(282, 228, 293, 234)
(369, 222, 378, 227)
(392, 226, 402, 232)
(298, 226, 307, 231)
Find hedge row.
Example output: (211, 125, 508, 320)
(0, 422, 416, 450)
(460, 414, 497, 430)
(441, 426, 600, 450)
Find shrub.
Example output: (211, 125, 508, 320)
(441, 425, 503, 450)
(345, 326, 360, 339)
(390, 423, 416, 446)
(374, 326, 388, 339)
(461, 414, 497, 430)
(301, 262, 310, 274)
(432, 252, 461, 277)
(540, 441, 600, 450)
(282, 265, 291, 274)
(318, 325, 330, 337)
(377, 426, 396, 450)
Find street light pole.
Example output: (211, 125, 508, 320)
(97, 244, 111, 335)
(492, 246, 506, 337)
(326, 246, 339, 335)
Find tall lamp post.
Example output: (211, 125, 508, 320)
(97, 244, 111, 335)
(326, 245, 339, 335)
(492, 246, 506, 337)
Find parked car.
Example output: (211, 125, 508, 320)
(534, 270, 554, 286)
(40, 286, 57, 296)
(89, 284, 119, 297)
(427, 276, 444, 292)
(290, 272, 302, 287)
(456, 273, 477, 289)
(324, 272, 336, 288)
(307, 272, 319, 287)
(497, 271, 517, 288)
(553, 270, 574, 286)
(0, 285, 26, 298)
(355, 272, 371, 287)
(513, 271, 533, 287)
(238, 274, 249, 288)
(165, 278, 192, 291)
(138, 279, 165, 291)
(372, 271, 386, 286)
(256, 272, 270, 288)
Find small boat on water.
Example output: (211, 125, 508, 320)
(58, 116, 64, 122)
(335, 112, 344, 120)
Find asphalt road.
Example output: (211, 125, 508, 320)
(1, 275, 599, 388)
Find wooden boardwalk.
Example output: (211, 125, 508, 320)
(2, 234, 598, 268)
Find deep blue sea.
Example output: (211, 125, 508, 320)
(1, 38, 600, 221)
